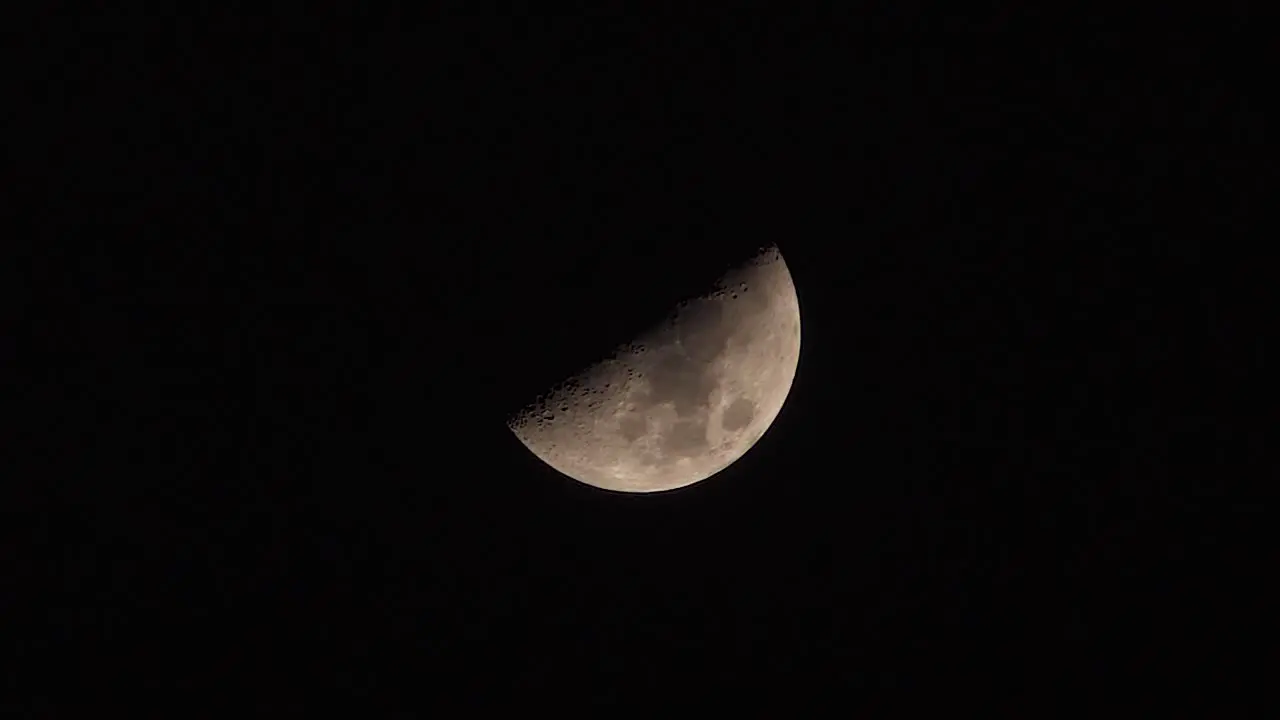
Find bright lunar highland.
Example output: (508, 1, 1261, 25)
(509, 245, 801, 493)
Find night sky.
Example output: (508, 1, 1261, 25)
(16, 17, 1265, 704)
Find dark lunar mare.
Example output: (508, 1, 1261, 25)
(626, 294, 741, 460)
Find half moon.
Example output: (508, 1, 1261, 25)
(508, 245, 801, 493)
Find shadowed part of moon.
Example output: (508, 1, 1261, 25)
(508, 245, 801, 493)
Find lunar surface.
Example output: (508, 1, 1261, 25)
(508, 245, 801, 493)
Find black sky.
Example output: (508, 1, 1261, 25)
(15, 18, 1266, 704)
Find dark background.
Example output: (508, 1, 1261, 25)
(13, 17, 1267, 704)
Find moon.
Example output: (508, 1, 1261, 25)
(508, 245, 801, 493)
